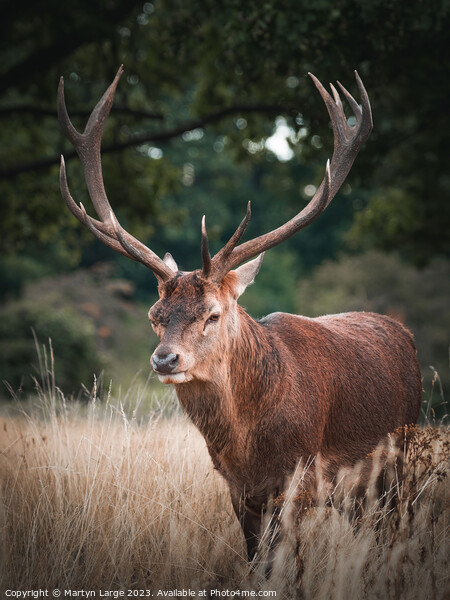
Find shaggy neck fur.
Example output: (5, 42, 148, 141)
(175, 307, 284, 459)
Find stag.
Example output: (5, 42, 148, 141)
(57, 67, 422, 568)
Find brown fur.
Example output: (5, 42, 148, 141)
(149, 270, 422, 565)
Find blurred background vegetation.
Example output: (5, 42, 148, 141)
(0, 0, 449, 415)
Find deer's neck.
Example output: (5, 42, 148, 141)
(175, 308, 283, 454)
(229, 307, 284, 406)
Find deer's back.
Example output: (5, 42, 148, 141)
(260, 310, 422, 464)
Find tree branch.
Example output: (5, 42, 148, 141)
(0, 105, 164, 120)
(0, 102, 296, 179)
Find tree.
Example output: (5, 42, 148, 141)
(1, 0, 449, 265)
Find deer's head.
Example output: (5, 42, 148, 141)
(148, 254, 262, 383)
(57, 66, 372, 385)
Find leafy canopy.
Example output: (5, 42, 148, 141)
(1, 0, 449, 269)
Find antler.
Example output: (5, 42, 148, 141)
(57, 66, 174, 283)
(58, 68, 371, 286)
(207, 71, 373, 282)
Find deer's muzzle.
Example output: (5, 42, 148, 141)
(151, 351, 180, 374)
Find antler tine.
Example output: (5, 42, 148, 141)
(201, 216, 212, 277)
(336, 80, 361, 123)
(354, 70, 373, 136)
(214, 201, 252, 263)
(329, 82, 344, 112)
(309, 73, 348, 140)
(208, 201, 251, 281)
(57, 81, 81, 146)
(61, 155, 168, 269)
(84, 66, 124, 139)
(78, 202, 134, 256)
(107, 211, 172, 280)
(209, 72, 372, 280)
(58, 67, 174, 282)
(60, 155, 127, 250)
(58, 68, 123, 222)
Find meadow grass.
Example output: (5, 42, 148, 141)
(0, 362, 448, 598)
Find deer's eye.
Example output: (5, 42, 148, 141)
(206, 314, 220, 324)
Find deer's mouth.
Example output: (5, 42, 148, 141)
(157, 372, 193, 385)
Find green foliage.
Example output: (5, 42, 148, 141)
(1, 0, 449, 267)
(0, 240, 82, 301)
(241, 250, 299, 317)
(1, 2, 448, 400)
(0, 302, 104, 397)
(347, 188, 420, 254)
(0, 255, 52, 301)
(297, 251, 450, 403)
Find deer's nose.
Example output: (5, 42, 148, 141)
(151, 352, 180, 374)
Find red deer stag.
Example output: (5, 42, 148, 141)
(57, 67, 422, 567)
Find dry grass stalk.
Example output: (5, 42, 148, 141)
(0, 396, 448, 599)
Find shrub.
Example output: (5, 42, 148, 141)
(0, 302, 104, 397)
(0, 255, 52, 301)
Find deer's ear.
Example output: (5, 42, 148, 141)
(163, 252, 178, 273)
(231, 253, 264, 298)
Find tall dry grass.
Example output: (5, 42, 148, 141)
(0, 404, 246, 592)
(0, 371, 448, 598)
(270, 425, 450, 599)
